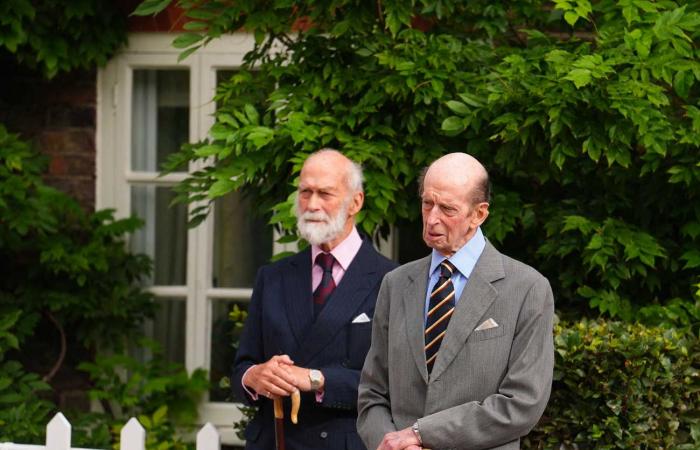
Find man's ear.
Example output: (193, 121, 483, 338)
(471, 202, 490, 228)
(348, 191, 364, 216)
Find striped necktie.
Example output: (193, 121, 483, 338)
(425, 260, 457, 373)
(313, 252, 336, 319)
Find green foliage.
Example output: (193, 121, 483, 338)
(78, 342, 209, 425)
(0, 360, 54, 442)
(149, 0, 699, 322)
(76, 341, 209, 450)
(0, 124, 156, 350)
(0, 310, 53, 443)
(0, 126, 207, 447)
(525, 320, 700, 449)
(0, 0, 127, 78)
(439, 0, 700, 321)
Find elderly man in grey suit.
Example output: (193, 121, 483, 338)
(357, 153, 554, 450)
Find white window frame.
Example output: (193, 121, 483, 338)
(97, 32, 285, 445)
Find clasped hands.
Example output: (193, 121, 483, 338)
(243, 354, 323, 399)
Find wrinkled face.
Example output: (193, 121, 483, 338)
(295, 157, 360, 247)
(421, 174, 484, 257)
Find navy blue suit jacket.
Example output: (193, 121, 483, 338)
(232, 238, 398, 450)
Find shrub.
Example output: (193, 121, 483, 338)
(0, 310, 53, 442)
(525, 320, 700, 449)
(0, 125, 209, 447)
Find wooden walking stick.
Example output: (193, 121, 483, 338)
(273, 391, 300, 450)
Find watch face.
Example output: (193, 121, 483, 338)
(310, 369, 321, 381)
(309, 369, 321, 388)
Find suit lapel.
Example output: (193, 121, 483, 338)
(296, 240, 378, 366)
(430, 241, 505, 380)
(283, 249, 313, 347)
(402, 256, 432, 384)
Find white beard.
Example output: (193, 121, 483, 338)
(295, 199, 350, 246)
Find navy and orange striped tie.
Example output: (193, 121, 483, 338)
(425, 260, 456, 373)
(313, 252, 336, 319)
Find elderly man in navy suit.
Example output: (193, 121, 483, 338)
(232, 149, 398, 450)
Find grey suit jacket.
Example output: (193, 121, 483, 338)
(357, 241, 554, 450)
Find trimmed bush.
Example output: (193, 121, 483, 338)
(525, 320, 700, 449)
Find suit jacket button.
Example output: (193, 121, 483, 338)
(320, 431, 328, 439)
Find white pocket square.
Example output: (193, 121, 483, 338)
(352, 313, 371, 323)
(475, 318, 499, 331)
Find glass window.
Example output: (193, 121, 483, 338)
(131, 70, 189, 172)
(140, 297, 187, 365)
(212, 193, 272, 288)
(209, 299, 249, 401)
(130, 186, 188, 286)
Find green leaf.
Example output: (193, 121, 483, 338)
(131, 0, 172, 16)
(172, 33, 204, 49)
(446, 100, 470, 116)
(565, 68, 592, 88)
(441, 116, 465, 132)
(208, 179, 236, 199)
(564, 11, 579, 26)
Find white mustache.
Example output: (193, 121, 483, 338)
(301, 212, 330, 222)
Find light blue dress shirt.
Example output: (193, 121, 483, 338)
(424, 227, 486, 320)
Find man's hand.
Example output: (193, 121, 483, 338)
(242, 355, 298, 398)
(282, 364, 325, 392)
(377, 427, 421, 450)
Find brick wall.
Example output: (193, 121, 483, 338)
(0, 54, 97, 211)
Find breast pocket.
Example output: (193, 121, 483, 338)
(347, 321, 372, 368)
(469, 325, 506, 342)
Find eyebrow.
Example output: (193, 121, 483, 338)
(300, 184, 338, 191)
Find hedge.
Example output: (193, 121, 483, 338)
(525, 320, 700, 449)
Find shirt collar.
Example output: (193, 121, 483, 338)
(311, 226, 363, 270)
(429, 227, 486, 278)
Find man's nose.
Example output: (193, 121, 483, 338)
(306, 193, 321, 210)
(425, 206, 441, 225)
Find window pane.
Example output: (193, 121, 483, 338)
(212, 193, 272, 288)
(209, 299, 248, 401)
(131, 186, 188, 285)
(138, 297, 186, 365)
(131, 70, 189, 172)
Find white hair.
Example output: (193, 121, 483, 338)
(312, 148, 364, 194)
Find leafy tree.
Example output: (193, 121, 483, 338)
(0, 0, 126, 78)
(138, 0, 700, 324)
(0, 2, 211, 447)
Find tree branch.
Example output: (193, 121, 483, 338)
(42, 311, 66, 383)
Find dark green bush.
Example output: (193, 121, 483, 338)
(525, 320, 700, 450)
(75, 341, 209, 449)
(0, 310, 53, 442)
(0, 125, 209, 447)
(0, 0, 127, 78)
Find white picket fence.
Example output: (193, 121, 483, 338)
(0, 413, 221, 450)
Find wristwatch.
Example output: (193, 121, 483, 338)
(411, 421, 422, 445)
(309, 369, 323, 390)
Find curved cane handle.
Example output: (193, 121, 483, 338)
(290, 391, 300, 424)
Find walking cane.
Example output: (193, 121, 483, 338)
(273, 391, 300, 450)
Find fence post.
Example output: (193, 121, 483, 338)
(46, 413, 71, 450)
(120, 418, 145, 450)
(196, 423, 220, 450)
